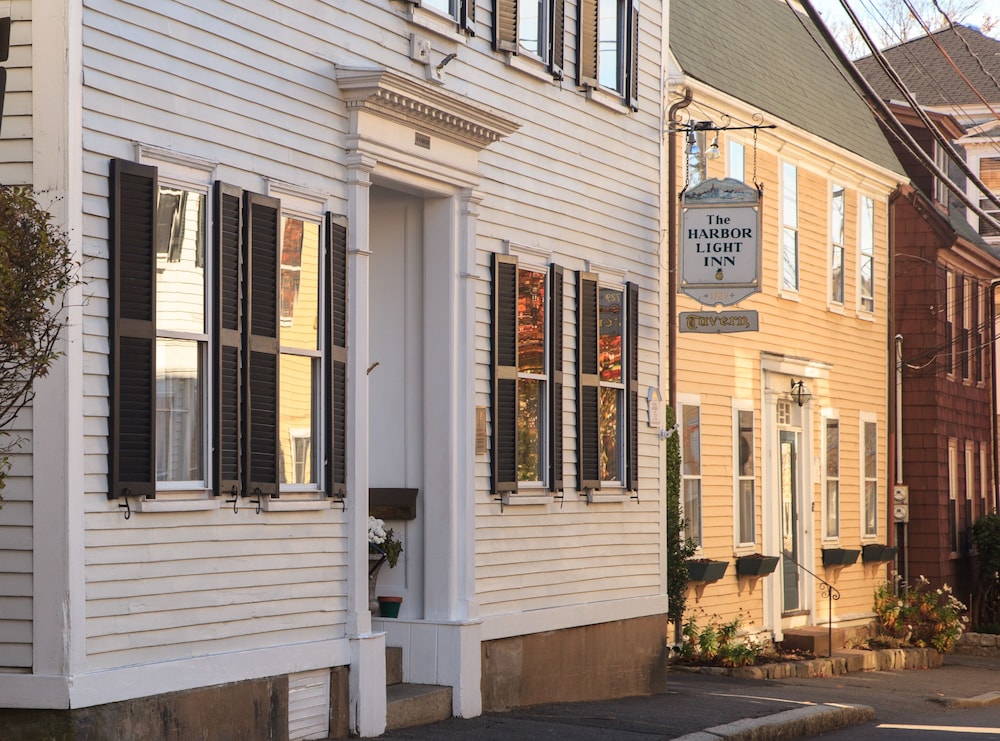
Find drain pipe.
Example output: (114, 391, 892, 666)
(666, 87, 692, 411)
(895, 334, 907, 584)
(992, 281, 1000, 513)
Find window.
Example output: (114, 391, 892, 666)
(686, 129, 706, 188)
(577, 0, 639, 108)
(981, 443, 990, 517)
(949, 439, 958, 552)
(975, 281, 985, 383)
(495, 0, 565, 77)
(681, 402, 701, 546)
(421, 0, 476, 32)
(962, 277, 971, 381)
(934, 141, 949, 207)
(824, 416, 840, 539)
(863, 418, 877, 538)
(735, 407, 754, 545)
(781, 162, 798, 291)
(576, 271, 638, 492)
(978, 157, 1000, 240)
(966, 442, 975, 553)
(946, 270, 956, 377)
(108, 159, 347, 501)
(492, 255, 564, 494)
(859, 195, 875, 313)
(727, 139, 745, 182)
(829, 185, 844, 305)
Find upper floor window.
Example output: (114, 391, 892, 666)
(830, 185, 845, 306)
(859, 195, 875, 313)
(681, 401, 701, 547)
(781, 162, 798, 291)
(577, 0, 639, 109)
(946, 270, 956, 377)
(978, 157, 1000, 240)
(934, 141, 949, 208)
(727, 139, 745, 182)
(495, 0, 565, 78)
(962, 276, 971, 381)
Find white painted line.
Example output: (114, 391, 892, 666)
(879, 724, 1000, 734)
(709, 692, 816, 706)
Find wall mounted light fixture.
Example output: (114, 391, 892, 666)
(790, 379, 811, 407)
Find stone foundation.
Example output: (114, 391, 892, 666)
(481, 614, 668, 712)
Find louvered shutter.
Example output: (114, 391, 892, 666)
(577, 0, 598, 86)
(494, 0, 517, 52)
(327, 213, 348, 498)
(626, 282, 639, 492)
(244, 192, 281, 497)
(462, 0, 476, 35)
(109, 159, 157, 500)
(492, 254, 518, 494)
(213, 182, 243, 497)
(549, 0, 566, 79)
(627, 0, 639, 110)
(549, 264, 564, 493)
(577, 272, 600, 490)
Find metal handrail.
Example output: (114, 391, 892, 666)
(784, 555, 841, 657)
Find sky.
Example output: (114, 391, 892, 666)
(808, 0, 997, 39)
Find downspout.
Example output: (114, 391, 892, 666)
(992, 281, 1000, 513)
(666, 87, 692, 410)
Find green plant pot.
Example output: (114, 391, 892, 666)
(822, 548, 860, 567)
(862, 544, 898, 563)
(686, 559, 729, 583)
(378, 595, 402, 618)
(735, 554, 779, 577)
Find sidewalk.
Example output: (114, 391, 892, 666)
(379, 652, 1000, 740)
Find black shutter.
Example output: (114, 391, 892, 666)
(213, 182, 243, 498)
(549, 264, 564, 493)
(244, 191, 281, 497)
(462, 0, 476, 35)
(109, 159, 157, 500)
(492, 254, 518, 494)
(626, 282, 639, 492)
(494, 0, 517, 52)
(549, 0, 565, 79)
(577, 272, 600, 490)
(577, 0, 598, 86)
(627, 0, 640, 110)
(327, 213, 348, 498)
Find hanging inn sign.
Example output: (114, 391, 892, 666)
(679, 177, 762, 307)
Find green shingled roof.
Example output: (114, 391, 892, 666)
(670, 0, 904, 175)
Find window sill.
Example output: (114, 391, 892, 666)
(404, 3, 468, 42)
(500, 493, 552, 506)
(586, 490, 628, 504)
(505, 51, 557, 83)
(854, 310, 875, 322)
(135, 497, 220, 513)
(778, 289, 800, 302)
(260, 497, 334, 512)
(584, 84, 628, 113)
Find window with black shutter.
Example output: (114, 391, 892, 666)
(494, 0, 566, 79)
(576, 0, 639, 108)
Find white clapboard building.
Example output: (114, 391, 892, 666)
(0, 1, 670, 738)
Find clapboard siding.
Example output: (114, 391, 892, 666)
(0, 7, 32, 185)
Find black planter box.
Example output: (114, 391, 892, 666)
(822, 548, 860, 567)
(862, 544, 898, 563)
(687, 559, 729, 583)
(735, 554, 779, 577)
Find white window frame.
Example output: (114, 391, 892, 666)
(934, 141, 949, 207)
(949, 438, 959, 553)
(598, 0, 627, 94)
(518, 263, 551, 489)
(861, 414, 878, 539)
(598, 280, 626, 487)
(733, 401, 755, 548)
(781, 161, 799, 294)
(830, 183, 845, 308)
(679, 395, 702, 548)
(858, 194, 875, 314)
(963, 276, 972, 382)
(727, 138, 745, 182)
(946, 270, 957, 379)
(981, 442, 990, 517)
(823, 411, 840, 541)
(966, 442, 975, 550)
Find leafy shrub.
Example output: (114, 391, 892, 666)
(679, 610, 766, 667)
(971, 514, 1000, 629)
(873, 576, 967, 652)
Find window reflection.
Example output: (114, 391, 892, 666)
(279, 354, 316, 485)
(517, 268, 547, 483)
(156, 188, 205, 334)
(156, 339, 203, 482)
(599, 286, 623, 481)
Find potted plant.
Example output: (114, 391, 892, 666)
(822, 547, 860, 567)
(368, 516, 403, 614)
(735, 553, 779, 577)
(686, 558, 729, 583)
(862, 543, 898, 563)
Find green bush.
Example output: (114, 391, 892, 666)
(873, 576, 967, 652)
(679, 610, 765, 668)
(972, 514, 1000, 629)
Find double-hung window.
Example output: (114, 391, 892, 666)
(680, 401, 701, 546)
(494, 0, 566, 78)
(978, 157, 1000, 240)
(419, 0, 476, 32)
(830, 185, 845, 306)
(577, 0, 639, 109)
(781, 162, 798, 292)
(859, 195, 875, 313)
(862, 417, 878, 538)
(946, 270, 956, 377)
(727, 139, 745, 182)
(735, 407, 754, 546)
(109, 159, 347, 502)
(577, 272, 638, 493)
(823, 416, 840, 539)
(492, 254, 564, 495)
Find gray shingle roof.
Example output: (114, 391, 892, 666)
(670, 0, 904, 175)
(854, 25, 1000, 108)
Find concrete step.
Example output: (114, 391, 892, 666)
(386, 683, 453, 731)
(386, 645, 403, 686)
(782, 624, 872, 656)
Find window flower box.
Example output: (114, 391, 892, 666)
(822, 547, 860, 567)
(862, 544, 898, 563)
(686, 558, 729, 583)
(735, 553, 779, 577)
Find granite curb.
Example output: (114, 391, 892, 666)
(672, 703, 875, 741)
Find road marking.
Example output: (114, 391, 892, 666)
(710, 692, 815, 706)
(879, 724, 1000, 734)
